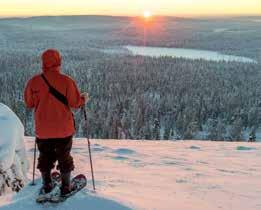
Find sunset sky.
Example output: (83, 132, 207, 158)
(0, 0, 261, 17)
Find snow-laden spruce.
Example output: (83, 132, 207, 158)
(0, 103, 29, 195)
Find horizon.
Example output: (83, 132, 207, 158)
(1, 0, 261, 18)
(1, 13, 261, 20)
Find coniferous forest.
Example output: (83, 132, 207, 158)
(0, 16, 260, 140)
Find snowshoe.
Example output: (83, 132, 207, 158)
(50, 174, 87, 203)
(36, 171, 61, 204)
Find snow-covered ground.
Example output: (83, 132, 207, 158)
(0, 138, 261, 210)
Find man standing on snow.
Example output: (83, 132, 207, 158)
(24, 49, 88, 197)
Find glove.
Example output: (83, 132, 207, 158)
(81, 92, 89, 104)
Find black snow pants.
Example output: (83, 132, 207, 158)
(36, 136, 74, 173)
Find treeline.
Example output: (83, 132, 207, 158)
(0, 49, 260, 140)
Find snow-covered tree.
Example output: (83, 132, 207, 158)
(0, 103, 29, 195)
(228, 118, 244, 141)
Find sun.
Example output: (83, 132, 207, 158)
(143, 10, 152, 19)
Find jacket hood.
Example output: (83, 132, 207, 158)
(42, 49, 62, 73)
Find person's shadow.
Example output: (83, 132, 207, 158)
(0, 179, 133, 210)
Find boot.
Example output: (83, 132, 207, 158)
(41, 171, 53, 194)
(60, 172, 71, 197)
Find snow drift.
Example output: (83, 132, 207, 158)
(1, 137, 261, 210)
(0, 103, 29, 195)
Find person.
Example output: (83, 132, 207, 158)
(249, 132, 256, 142)
(24, 49, 88, 197)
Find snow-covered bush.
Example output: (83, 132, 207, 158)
(0, 103, 29, 195)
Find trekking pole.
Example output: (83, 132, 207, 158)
(25, 108, 37, 186)
(83, 107, 96, 191)
(31, 140, 37, 186)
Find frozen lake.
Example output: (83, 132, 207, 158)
(125, 45, 257, 63)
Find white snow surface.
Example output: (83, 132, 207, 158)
(0, 137, 261, 210)
(0, 103, 28, 194)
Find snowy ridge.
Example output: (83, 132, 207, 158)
(1, 137, 261, 210)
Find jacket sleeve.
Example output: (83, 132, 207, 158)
(24, 79, 35, 108)
(67, 80, 85, 108)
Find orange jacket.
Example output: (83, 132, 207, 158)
(24, 49, 85, 139)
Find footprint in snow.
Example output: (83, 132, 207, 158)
(112, 156, 129, 161)
(189, 146, 201, 150)
(236, 146, 256, 151)
(113, 148, 136, 155)
(92, 147, 106, 152)
(197, 161, 209, 165)
(164, 161, 178, 165)
(73, 147, 85, 152)
(92, 145, 110, 152)
(176, 179, 187, 184)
